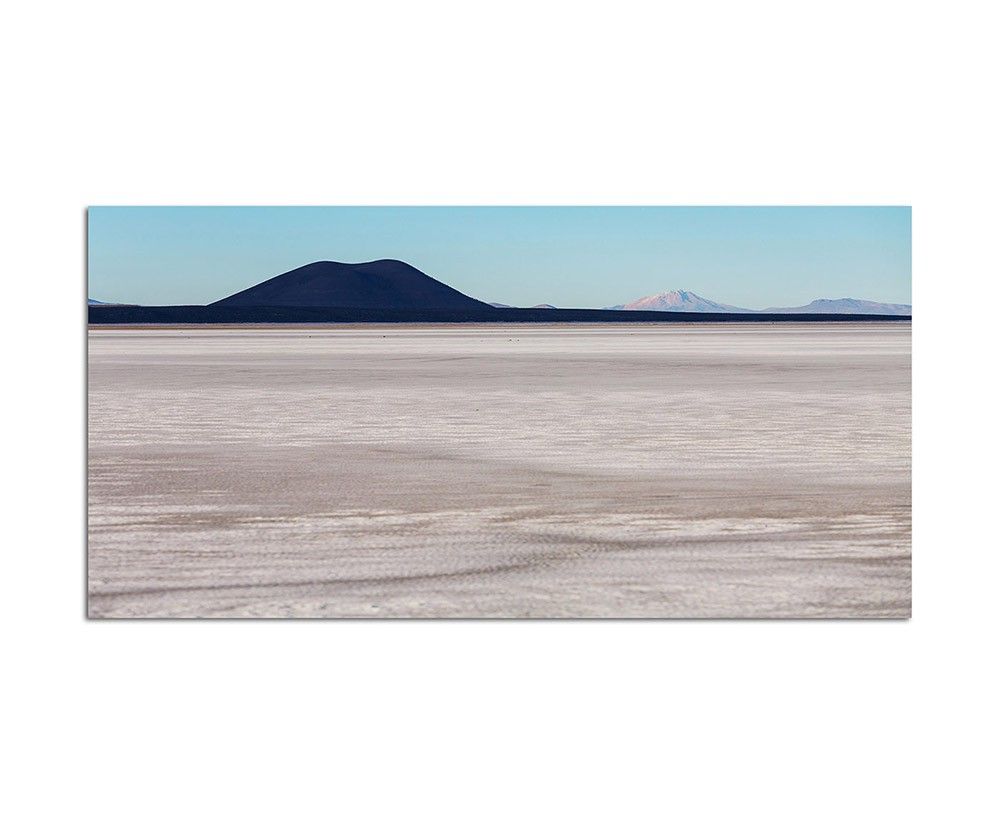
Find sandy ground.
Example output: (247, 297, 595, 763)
(87, 323, 911, 618)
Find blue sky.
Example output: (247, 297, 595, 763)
(87, 206, 910, 308)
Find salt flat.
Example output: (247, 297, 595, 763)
(87, 323, 911, 618)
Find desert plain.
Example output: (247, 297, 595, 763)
(87, 323, 911, 618)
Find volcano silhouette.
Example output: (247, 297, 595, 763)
(212, 259, 490, 310)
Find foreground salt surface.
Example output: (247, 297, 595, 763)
(88, 323, 911, 618)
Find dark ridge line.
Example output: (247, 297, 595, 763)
(88, 305, 911, 325)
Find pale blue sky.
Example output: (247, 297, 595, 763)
(87, 206, 910, 308)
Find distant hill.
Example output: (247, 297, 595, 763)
(488, 302, 513, 308)
(88, 298, 134, 306)
(530, 303, 557, 309)
(607, 290, 751, 313)
(762, 298, 911, 315)
(212, 260, 490, 310)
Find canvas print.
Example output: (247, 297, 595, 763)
(87, 206, 911, 618)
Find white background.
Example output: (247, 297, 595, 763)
(3, 1, 998, 822)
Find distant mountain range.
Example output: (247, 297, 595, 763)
(760, 297, 912, 315)
(608, 289, 910, 315)
(89, 260, 910, 317)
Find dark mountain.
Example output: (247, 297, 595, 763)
(212, 259, 490, 310)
